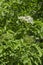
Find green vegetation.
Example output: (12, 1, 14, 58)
(0, 0, 43, 65)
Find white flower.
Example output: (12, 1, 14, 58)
(18, 16, 34, 24)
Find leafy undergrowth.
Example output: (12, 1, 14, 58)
(0, 0, 43, 65)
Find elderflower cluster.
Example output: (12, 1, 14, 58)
(18, 16, 34, 24)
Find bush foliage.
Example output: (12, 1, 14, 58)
(0, 0, 43, 65)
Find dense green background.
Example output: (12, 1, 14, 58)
(0, 0, 43, 65)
